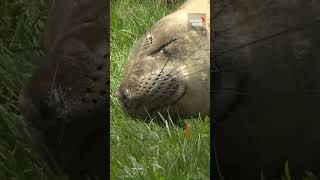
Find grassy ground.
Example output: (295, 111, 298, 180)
(110, 0, 210, 179)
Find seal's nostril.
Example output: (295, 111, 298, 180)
(116, 88, 135, 109)
(116, 89, 128, 100)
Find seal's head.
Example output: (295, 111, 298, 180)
(19, 0, 107, 178)
(117, 0, 210, 119)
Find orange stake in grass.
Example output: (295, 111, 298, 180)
(186, 121, 189, 141)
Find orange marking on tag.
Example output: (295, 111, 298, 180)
(201, 16, 206, 22)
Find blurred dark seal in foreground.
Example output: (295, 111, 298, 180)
(19, 0, 108, 179)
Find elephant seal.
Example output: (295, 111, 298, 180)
(213, 0, 320, 179)
(116, 0, 210, 120)
(19, 0, 108, 178)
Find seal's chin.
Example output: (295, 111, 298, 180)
(148, 87, 186, 115)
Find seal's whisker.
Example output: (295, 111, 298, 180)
(147, 58, 174, 78)
(151, 54, 157, 74)
(151, 91, 180, 97)
(124, 62, 135, 79)
(151, 88, 185, 94)
(170, 62, 208, 75)
(158, 58, 170, 75)
(163, 88, 185, 92)
(151, 88, 184, 94)
(174, 68, 210, 79)
(169, 61, 203, 73)
(167, 58, 186, 75)
(169, 69, 195, 79)
(127, 66, 144, 77)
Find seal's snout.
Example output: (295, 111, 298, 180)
(117, 71, 186, 116)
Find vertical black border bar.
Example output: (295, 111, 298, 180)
(210, 0, 214, 178)
(210, 0, 218, 179)
(105, 0, 110, 179)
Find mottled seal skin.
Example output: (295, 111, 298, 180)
(117, 0, 210, 120)
(213, 0, 320, 179)
(19, 0, 108, 178)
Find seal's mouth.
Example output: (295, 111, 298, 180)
(118, 83, 187, 119)
(148, 85, 187, 115)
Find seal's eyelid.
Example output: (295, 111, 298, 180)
(149, 38, 177, 56)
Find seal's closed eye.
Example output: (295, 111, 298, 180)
(149, 38, 177, 55)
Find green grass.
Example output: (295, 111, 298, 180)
(110, 0, 211, 179)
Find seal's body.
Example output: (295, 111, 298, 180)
(19, 0, 108, 178)
(213, 0, 320, 179)
(117, 0, 210, 120)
